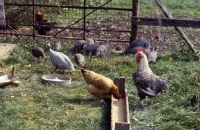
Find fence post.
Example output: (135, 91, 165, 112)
(130, 0, 139, 44)
(32, 0, 35, 40)
(83, 0, 86, 40)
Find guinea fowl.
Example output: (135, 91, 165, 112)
(126, 46, 150, 59)
(85, 38, 95, 44)
(129, 38, 150, 49)
(81, 38, 98, 55)
(71, 38, 95, 53)
(46, 43, 75, 73)
(74, 53, 85, 67)
(72, 40, 86, 53)
(81, 42, 98, 56)
(132, 48, 171, 105)
(124, 39, 150, 55)
(31, 46, 45, 62)
(95, 39, 109, 57)
(148, 46, 158, 63)
(52, 42, 62, 52)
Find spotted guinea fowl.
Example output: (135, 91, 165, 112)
(52, 42, 62, 52)
(71, 40, 86, 53)
(74, 53, 85, 67)
(81, 38, 98, 55)
(46, 43, 75, 73)
(124, 39, 150, 55)
(95, 39, 109, 57)
(31, 46, 45, 62)
(132, 48, 171, 105)
(148, 46, 158, 63)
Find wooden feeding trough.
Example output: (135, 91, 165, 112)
(111, 77, 130, 130)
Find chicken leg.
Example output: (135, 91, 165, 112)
(136, 99, 143, 105)
(150, 97, 154, 105)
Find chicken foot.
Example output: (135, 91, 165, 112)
(136, 98, 154, 106)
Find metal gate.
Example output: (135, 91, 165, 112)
(0, 0, 132, 42)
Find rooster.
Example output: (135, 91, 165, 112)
(34, 11, 57, 35)
(132, 48, 171, 105)
(81, 68, 122, 104)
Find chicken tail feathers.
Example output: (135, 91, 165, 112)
(140, 87, 157, 96)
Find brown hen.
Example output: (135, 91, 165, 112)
(81, 68, 122, 103)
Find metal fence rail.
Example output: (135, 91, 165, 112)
(0, 0, 132, 42)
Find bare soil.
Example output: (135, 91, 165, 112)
(1, 16, 200, 56)
(0, 43, 17, 60)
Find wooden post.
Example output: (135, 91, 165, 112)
(83, 0, 86, 40)
(155, 0, 196, 53)
(130, 0, 139, 44)
(32, 0, 35, 40)
(114, 78, 125, 98)
(0, 0, 5, 26)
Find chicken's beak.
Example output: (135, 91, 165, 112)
(118, 94, 122, 100)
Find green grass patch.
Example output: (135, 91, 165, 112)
(0, 39, 199, 129)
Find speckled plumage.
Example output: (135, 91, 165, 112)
(74, 53, 85, 67)
(124, 39, 150, 55)
(52, 42, 62, 52)
(95, 39, 109, 57)
(148, 47, 158, 63)
(31, 46, 45, 61)
(133, 70, 170, 100)
(81, 43, 98, 55)
(47, 43, 75, 73)
(72, 40, 86, 53)
(132, 50, 170, 105)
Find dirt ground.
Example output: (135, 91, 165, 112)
(1, 16, 200, 57)
(0, 43, 17, 60)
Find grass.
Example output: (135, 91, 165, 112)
(1, 0, 200, 130)
(0, 39, 200, 130)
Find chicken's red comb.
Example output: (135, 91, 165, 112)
(136, 47, 146, 54)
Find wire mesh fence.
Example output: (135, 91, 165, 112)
(1, 0, 133, 43)
(0, 0, 200, 53)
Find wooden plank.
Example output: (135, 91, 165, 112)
(131, 16, 200, 28)
(114, 78, 125, 98)
(111, 78, 130, 130)
(115, 122, 130, 130)
(125, 89, 130, 125)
